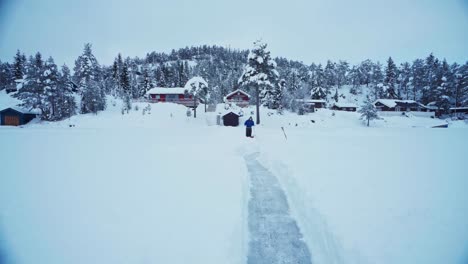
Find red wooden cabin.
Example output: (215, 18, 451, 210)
(146, 87, 198, 107)
(224, 89, 250, 107)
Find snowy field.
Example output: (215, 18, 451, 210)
(1, 94, 468, 264)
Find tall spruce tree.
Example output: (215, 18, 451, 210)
(42, 57, 60, 120)
(384, 57, 398, 99)
(56, 64, 77, 119)
(13, 50, 25, 81)
(120, 61, 131, 110)
(421, 53, 439, 104)
(15, 52, 45, 111)
(238, 40, 279, 124)
(74, 43, 105, 114)
(411, 59, 425, 101)
(398, 62, 412, 100)
(453, 62, 468, 107)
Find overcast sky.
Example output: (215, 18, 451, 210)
(0, 0, 467, 67)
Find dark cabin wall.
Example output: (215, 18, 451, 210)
(0, 108, 37, 125)
(222, 113, 239, 126)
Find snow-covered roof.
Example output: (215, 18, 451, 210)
(373, 99, 422, 108)
(222, 111, 240, 117)
(146, 87, 186, 95)
(295, 99, 326, 104)
(225, 89, 251, 99)
(334, 102, 357, 108)
(450, 107, 468, 110)
(2, 106, 41, 114)
(425, 105, 439, 110)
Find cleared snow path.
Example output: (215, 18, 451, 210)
(245, 153, 312, 264)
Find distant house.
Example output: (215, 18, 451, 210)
(294, 99, 326, 112)
(224, 89, 250, 107)
(146, 87, 198, 107)
(222, 112, 240, 126)
(0, 107, 39, 126)
(425, 102, 442, 117)
(331, 102, 357, 112)
(450, 107, 468, 118)
(307, 99, 327, 108)
(373, 99, 427, 112)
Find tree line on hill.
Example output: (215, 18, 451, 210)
(0, 42, 466, 122)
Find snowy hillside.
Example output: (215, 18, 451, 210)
(1, 91, 468, 264)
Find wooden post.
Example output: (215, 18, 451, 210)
(194, 95, 197, 118)
(256, 85, 260, 125)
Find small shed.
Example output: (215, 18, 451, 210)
(222, 112, 240, 127)
(0, 107, 38, 126)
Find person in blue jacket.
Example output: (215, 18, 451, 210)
(244, 117, 255, 137)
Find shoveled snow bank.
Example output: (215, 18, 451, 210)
(256, 127, 468, 264)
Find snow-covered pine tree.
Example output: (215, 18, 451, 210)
(453, 62, 468, 107)
(421, 53, 440, 104)
(460, 62, 468, 106)
(348, 66, 361, 95)
(398, 62, 412, 100)
(120, 61, 132, 111)
(238, 40, 279, 124)
(111, 54, 123, 97)
(384, 57, 398, 99)
(310, 85, 327, 100)
(128, 58, 139, 99)
(434, 59, 453, 113)
(309, 64, 328, 99)
(176, 60, 188, 87)
(184, 76, 209, 117)
(15, 52, 45, 111)
(138, 65, 153, 97)
(411, 59, 425, 101)
(370, 62, 384, 100)
(42, 57, 60, 120)
(0, 60, 12, 90)
(359, 96, 379, 127)
(155, 64, 167, 87)
(13, 50, 25, 81)
(268, 79, 283, 110)
(333, 88, 339, 102)
(275, 79, 286, 111)
(324, 60, 336, 93)
(358, 59, 374, 87)
(74, 43, 105, 114)
(336, 60, 349, 89)
(56, 64, 76, 119)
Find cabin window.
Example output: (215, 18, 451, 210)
(167, 94, 177, 101)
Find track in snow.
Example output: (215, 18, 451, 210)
(245, 153, 312, 264)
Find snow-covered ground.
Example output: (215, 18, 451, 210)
(1, 91, 468, 264)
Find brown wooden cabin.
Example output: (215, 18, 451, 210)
(0, 107, 38, 126)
